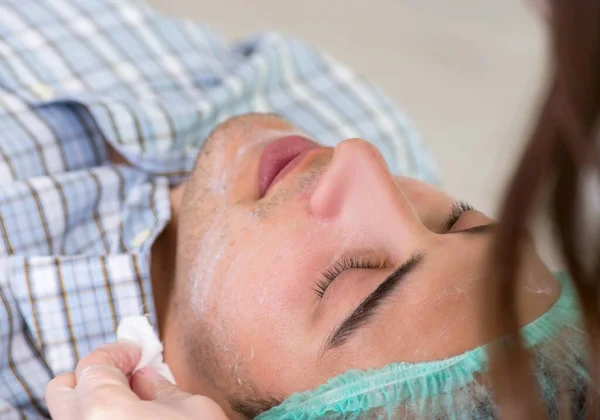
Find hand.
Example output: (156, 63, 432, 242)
(45, 340, 228, 420)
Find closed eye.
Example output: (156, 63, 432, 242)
(314, 256, 386, 298)
(442, 201, 474, 233)
(443, 201, 496, 236)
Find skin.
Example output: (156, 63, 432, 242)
(151, 113, 560, 418)
(45, 341, 227, 420)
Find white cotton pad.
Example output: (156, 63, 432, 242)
(116, 315, 176, 384)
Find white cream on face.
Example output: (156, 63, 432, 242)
(525, 279, 554, 295)
(188, 138, 230, 310)
(209, 130, 325, 377)
(187, 124, 316, 353)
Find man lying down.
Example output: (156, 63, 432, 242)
(0, 1, 587, 419)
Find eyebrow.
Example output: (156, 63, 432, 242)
(320, 252, 424, 355)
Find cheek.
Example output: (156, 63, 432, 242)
(233, 213, 327, 284)
(222, 220, 327, 330)
(210, 215, 323, 336)
(200, 209, 345, 386)
(211, 239, 324, 394)
(222, 232, 317, 311)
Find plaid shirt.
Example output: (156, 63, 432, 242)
(0, 1, 436, 418)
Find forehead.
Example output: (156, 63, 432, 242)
(324, 236, 492, 366)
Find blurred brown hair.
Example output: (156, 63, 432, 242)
(489, 0, 600, 418)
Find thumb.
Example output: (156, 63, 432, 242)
(132, 368, 229, 418)
(132, 368, 182, 401)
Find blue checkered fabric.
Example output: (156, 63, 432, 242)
(0, 1, 436, 418)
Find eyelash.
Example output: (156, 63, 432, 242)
(313, 201, 472, 299)
(443, 201, 474, 233)
(314, 256, 386, 298)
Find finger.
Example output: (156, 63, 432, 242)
(46, 372, 76, 401)
(45, 373, 76, 419)
(131, 368, 179, 401)
(132, 369, 228, 419)
(48, 372, 77, 391)
(76, 340, 141, 384)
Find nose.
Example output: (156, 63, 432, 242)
(311, 139, 429, 250)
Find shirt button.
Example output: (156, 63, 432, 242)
(132, 228, 152, 248)
(30, 83, 55, 100)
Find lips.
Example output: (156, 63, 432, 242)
(258, 135, 320, 197)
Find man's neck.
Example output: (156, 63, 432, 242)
(150, 183, 184, 337)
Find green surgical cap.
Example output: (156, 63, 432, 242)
(258, 273, 589, 419)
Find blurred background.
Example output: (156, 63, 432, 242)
(148, 0, 557, 265)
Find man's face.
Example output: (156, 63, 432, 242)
(166, 113, 558, 415)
